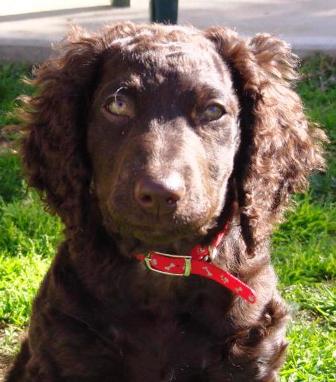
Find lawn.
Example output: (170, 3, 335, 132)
(0, 56, 335, 381)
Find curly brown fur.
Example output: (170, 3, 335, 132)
(5, 23, 326, 382)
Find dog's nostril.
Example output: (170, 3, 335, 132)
(134, 174, 185, 214)
(140, 194, 153, 205)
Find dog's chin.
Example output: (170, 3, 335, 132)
(127, 223, 206, 246)
(100, 201, 225, 255)
(123, 228, 203, 257)
(105, 215, 217, 256)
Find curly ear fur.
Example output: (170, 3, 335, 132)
(21, 23, 139, 232)
(205, 28, 327, 251)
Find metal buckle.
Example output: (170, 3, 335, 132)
(144, 252, 192, 277)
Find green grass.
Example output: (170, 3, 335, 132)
(0, 57, 335, 380)
(273, 196, 336, 284)
(0, 254, 50, 326)
(273, 55, 336, 381)
(0, 153, 26, 203)
(0, 63, 32, 127)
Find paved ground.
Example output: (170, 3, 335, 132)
(0, 1, 335, 61)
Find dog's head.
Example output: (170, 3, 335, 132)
(87, 26, 240, 248)
(22, 23, 325, 254)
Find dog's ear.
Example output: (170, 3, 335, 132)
(204, 28, 326, 251)
(21, 23, 138, 232)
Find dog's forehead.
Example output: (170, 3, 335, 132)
(121, 28, 218, 62)
(102, 28, 230, 86)
(111, 26, 209, 52)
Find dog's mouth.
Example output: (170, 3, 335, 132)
(102, 204, 225, 257)
(116, 217, 211, 244)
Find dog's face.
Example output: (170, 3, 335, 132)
(87, 32, 240, 247)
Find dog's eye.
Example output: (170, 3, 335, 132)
(200, 104, 225, 122)
(105, 95, 135, 118)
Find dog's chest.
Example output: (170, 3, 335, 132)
(104, 279, 235, 379)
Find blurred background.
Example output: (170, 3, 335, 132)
(0, 0, 335, 61)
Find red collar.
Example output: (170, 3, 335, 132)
(135, 222, 256, 304)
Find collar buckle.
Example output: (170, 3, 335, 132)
(144, 252, 192, 277)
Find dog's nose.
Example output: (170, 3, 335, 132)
(134, 173, 185, 214)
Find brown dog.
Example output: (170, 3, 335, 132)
(5, 23, 325, 381)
